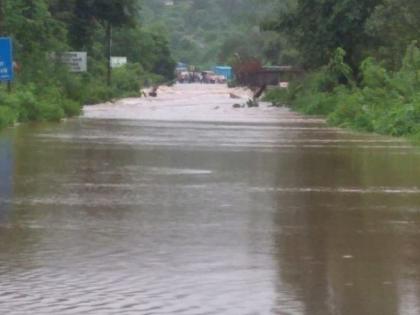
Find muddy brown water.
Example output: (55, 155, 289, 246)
(1, 85, 420, 314)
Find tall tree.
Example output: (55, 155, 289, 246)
(366, 0, 420, 69)
(141, 0, 285, 67)
(70, 0, 140, 85)
(112, 25, 176, 80)
(0, 0, 4, 35)
(4, 0, 67, 59)
(265, 0, 383, 72)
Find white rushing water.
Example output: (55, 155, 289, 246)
(83, 83, 323, 124)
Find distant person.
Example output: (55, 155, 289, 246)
(149, 86, 159, 97)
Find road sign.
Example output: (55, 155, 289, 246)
(59, 52, 87, 72)
(111, 57, 127, 68)
(0, 38, 14, 81)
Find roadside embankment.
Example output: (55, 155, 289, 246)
(0, 65, 159, 131)
(264, 48, 420, 142)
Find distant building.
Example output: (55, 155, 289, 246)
(164, 0, 174, 6)
(176, 62, 188, 73)
(214, 66, 233, 80)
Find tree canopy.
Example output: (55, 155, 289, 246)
(0, 0, 175, 82)
(141, 0, 294, 67)
(264, 0, 382, 72)
(0, 0, 176, 129)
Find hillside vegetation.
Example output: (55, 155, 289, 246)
(263, 0, 420, 140)
(141, 0, 296, 68)
(0, 0, 175, 129)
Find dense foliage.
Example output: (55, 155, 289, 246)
(264, 0, 381, 72)
(264, 0, 420, 139)
(141, 0, 297, 68)
(0, 0, 175, 129)
(2, 0, 420, 139)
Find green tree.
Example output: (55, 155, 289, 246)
(112, 25, 176, 81)
(3, 0, 68, 83)
(265, 0, 382, 72)
(141, 0, 285, 67)
(365, 0, 420, 70)
(68, 0, 140, 85)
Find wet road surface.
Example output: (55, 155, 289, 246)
(1, 85, 420, 314)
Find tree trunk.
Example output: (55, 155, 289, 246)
(106, 22, 112, 87)
(0, 0, 4, 36)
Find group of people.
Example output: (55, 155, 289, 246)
(177, 71, 226, 84)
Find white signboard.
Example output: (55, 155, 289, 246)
(59, 52, 87, 72)
(111, 57, 127, 68)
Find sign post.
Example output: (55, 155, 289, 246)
(0, 37, 14, 92)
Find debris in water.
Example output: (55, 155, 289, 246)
(149, 86, 159, 97)
(246, 98, 259, 108)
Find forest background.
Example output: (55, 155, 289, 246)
(144, 0, 420, 139)
(1, 0, 420, 139)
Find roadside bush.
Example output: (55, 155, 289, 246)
(83, 81, 112, 104)
(263, 88, 289, 106)
(61, 98, 81, 117)
(294, 91, 338, 116)
(15, 88, 41, 122)
(328, 88, 374, 131)
(373, 98, 420, 136)
(59, 73, 89, 104)
(0, 106, 17, 129)
(111, 64, 143, 97)
(0, 83, 78, 128)
(267, 44, 420, 139)
(38, 100, 65, 122)
(0, 59, 166, 131)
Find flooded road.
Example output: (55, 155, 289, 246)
(1, 84, 420, 314)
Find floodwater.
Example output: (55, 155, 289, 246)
(1, 84, 420, 315)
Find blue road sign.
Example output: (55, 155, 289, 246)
(0, 38, 13, 81)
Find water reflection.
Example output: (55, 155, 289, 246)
(0, 137, 13, 219)
(269, 134, 420, 315)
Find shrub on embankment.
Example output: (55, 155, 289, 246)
(0, 0, 175, 131)
(0, 62, 166, 130)
(264, 45, 420, 139)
